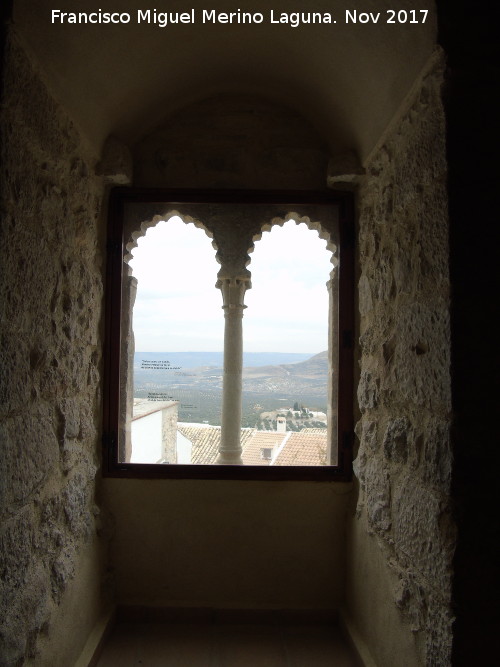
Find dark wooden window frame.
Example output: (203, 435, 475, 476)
(102, 187, 355, 481)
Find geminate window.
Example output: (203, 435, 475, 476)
(102, 189, 354, 481)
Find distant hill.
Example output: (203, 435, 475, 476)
(133, 351, 328, 402)
(134, 351, 314, 370)
(133, 351, 328, 416)
(242, 351, 328, 380)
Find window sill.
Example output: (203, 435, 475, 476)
(102, 461, 353, 482)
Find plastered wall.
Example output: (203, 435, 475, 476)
(102, 479, 352, 610)
(346, 53, 455, 666)
(0, 34, 105, 666)
(133, 95, 329, 190)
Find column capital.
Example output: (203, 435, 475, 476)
(216, 276, 251, 310)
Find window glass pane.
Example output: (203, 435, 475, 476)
(115, 202, 341, 468)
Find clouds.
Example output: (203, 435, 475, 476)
(130, 217, 332, 353)
(246, 221, 332, 351)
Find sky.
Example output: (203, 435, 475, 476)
(129, 216, 334, 353)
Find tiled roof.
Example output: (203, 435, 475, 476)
(177, 423, 255, 464)
(273, 431, 328, 466)
(176, 424, 328, 466)
(300, 428, 328, 434)
(241, 431, 288, 466)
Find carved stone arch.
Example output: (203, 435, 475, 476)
(245, 209, 340, 466)
(119, 208, 219, 463)
(123, 209, 216, 266)
(248, 212, 338, 280)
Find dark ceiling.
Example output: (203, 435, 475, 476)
(14, 0, 437, 158)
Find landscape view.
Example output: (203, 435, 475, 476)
(133, 349, 329, 429)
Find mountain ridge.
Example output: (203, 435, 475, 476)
(134, 350, 317, 370)
(242, 350, 328, 380)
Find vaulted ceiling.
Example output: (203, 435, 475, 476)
(14, 0, 437, 159)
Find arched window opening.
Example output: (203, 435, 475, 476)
(244, 220, 335, 465)
(124, 216, 223, 464)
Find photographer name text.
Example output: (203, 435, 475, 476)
(51, 8, 429, 28)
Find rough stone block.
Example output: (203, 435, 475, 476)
(357, 369, 380, 411)
(358, 274, 373, 316)
(383, 417, 412, 463)
(0, 333, 31, 418)
(364, 458, 392, 532)
(421, 419, 452, 487)
(393, 476, 454, 584)
(62, 473, 95, 540)
(0, 407, 59, 507)
(0, 512, 35, 592)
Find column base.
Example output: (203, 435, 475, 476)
(216, 451, 243, 465)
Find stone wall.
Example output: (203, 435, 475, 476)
(0, 34, 105, 666)
(347, 53, 455, 666)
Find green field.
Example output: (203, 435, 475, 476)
(135, 384, 326, 427)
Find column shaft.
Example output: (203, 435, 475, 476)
(217, 278, 248, 464)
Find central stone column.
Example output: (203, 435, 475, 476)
(216, 276, 250, 464)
